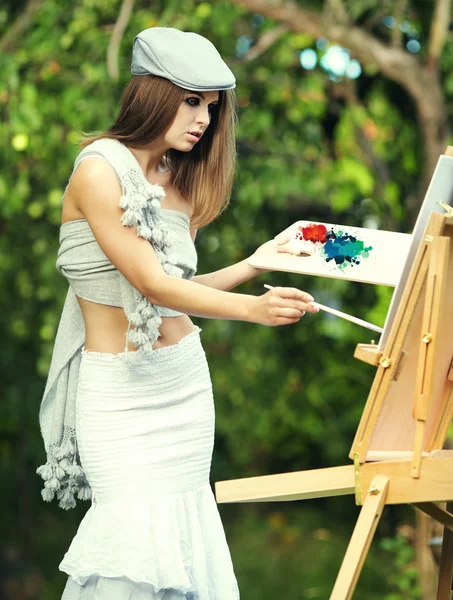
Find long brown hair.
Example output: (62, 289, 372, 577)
(79, 75, 237, 228)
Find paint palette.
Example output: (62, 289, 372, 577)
(250, 220, 412, 286)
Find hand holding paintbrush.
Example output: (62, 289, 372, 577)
(263, 284, 383, 334)
(244, 284, 319, 326)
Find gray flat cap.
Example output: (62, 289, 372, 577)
(131, 27, 236, 91)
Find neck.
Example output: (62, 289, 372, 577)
(125, 139, 170, 178)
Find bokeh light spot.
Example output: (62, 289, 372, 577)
(251, 14, 264, 27)
(316, 36, 329, 50)
(12, 134, 29, 151)
(236, 35, 252, 57)
(407, 39, 421, 53)
(320, 45, 350, 77)
(346, 60, 362, 79)
(299, 49, 317, 70)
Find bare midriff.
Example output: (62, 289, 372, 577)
(76, 296, 197, 353)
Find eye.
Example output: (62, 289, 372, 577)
(185, 97, 200, 107)
(208, 103, 218, 113)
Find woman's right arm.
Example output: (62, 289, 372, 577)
(68, 158, 318, 326)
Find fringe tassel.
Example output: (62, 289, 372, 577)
(36, 431, 92, 509)
(119, 169, 184, 355)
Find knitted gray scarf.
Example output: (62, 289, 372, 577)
(36, 139, 183, 509)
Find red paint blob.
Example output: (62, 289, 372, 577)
(299, 223, 328, 244)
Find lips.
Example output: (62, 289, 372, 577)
(188, 131, 202, 139)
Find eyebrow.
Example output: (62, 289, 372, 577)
(187, 91, 219, 104)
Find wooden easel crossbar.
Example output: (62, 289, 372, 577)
(216, 199, 453, 597)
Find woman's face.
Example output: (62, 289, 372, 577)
(164, 90, 220, 151)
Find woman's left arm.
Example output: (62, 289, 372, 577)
(190, 227, 268, 291)
(191, 258, 267, 291)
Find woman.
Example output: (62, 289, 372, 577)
(37, 27, 318, 600)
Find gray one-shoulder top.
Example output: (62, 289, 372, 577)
(58, 208, 197, 318)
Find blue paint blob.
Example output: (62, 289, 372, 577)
(320, 230, 373, 270)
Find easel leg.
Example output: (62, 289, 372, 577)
(330, 475, 389, 600)
(414, 508, 438, 598)
(437, 502, 453, 600)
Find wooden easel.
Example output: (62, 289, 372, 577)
(215, 208, 453, 598)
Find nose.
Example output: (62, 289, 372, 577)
(195, 105, 211, 127)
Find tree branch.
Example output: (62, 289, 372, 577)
(229, 0, 416, 77)
(391, 0, 408, 48)
(230, 0, 449, 198)
(0, 0, 44, 53)
(107, 0, 135, 80)
(229, 0, 429, 124)
(243, 24, 287, 61)
(322, 0, 349, 25)
(427, 0, 452, 68)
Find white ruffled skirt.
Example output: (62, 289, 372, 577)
(59, 328, 239, 599)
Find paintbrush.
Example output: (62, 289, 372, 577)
(263, 284, 383, 334)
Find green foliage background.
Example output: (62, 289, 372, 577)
(1, 0, 449, 598)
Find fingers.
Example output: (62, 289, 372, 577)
(270, 299, 310, 315)
(273, 307, 306, 319)
(301, 301, 319, 314)
(272, 286, 313, 301)
(276, 317, 302, 326)
(277, 297, 310, 310)
(276, 243, 313, 257)
(259, 286, 320, 326)
(268, 286, 315, 304)
(276, 242, 299, 255)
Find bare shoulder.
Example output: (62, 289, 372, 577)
(68, 157, 122, 205)
(63, 158, 120, 223)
